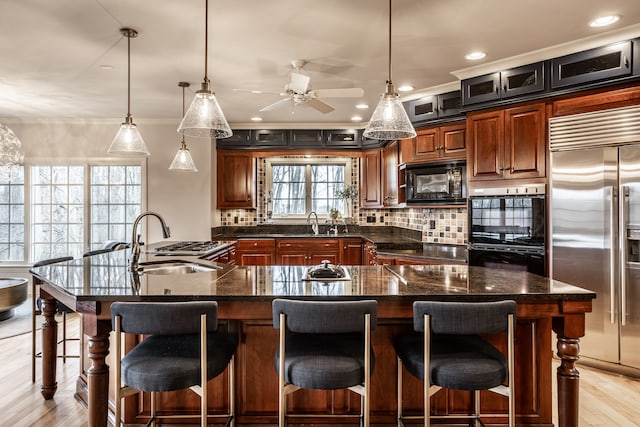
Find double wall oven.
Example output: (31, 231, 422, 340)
(468, 185, 546, 276)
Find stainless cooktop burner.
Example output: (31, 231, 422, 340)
(154, 241, 223, 256)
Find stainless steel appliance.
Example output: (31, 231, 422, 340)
(468, 185, 546, 276)
(405, 161, 466, 205)
(550, 105, 640, 371)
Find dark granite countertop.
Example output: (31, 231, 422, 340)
(31, 246, 593, 304)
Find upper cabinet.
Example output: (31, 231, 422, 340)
(403, 90, 463, 124)
(360, 149, 382, 208)
(216, 129, 387, 149)
(217, 151, 256, 209)
(467, 102, 546, 182)
(382, 141, 400, 207)
(551, 41, 633, 89)
(462, 62, 547, 106)
(401, 121, 466, 164)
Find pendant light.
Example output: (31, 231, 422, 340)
(0, 123, 24, 183)
(363, 0, 416, 141)
(177, 0, 232, 139)
(169, 82, 198, 171)
(108, 28, 150, 156)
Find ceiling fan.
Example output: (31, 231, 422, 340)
(255, 60, 364, 114)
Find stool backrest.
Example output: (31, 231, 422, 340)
(413, 300, 516, 335)
(272, 299, 378, 333)
(111, 301, 218, 335)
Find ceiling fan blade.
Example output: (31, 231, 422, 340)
(313, 87, 365, 98)
(259, 98, 292, 112)
(306, 98, 335, 114)
(289, 72, 311, 93)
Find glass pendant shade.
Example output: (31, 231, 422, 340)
(169, 141, 198, 171)
(0, 123, 24, 183)
(108, 117, 149, 156)
(177, 81, 232, 139)
(363, 83, 416, 140)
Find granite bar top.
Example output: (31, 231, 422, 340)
(30, 246, 594, 305)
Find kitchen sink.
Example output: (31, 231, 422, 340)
(138, 261, 220, 275)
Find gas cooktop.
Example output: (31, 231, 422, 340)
(152, 241, 224, 256)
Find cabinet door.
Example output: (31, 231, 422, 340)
(217, 151, 255, 208)
(308, 252, 340, 265)
(503, 103, 546, 179)
(551, 41, 632, 89)
(407, 128, 440, 162)
(326, 129, 360, 147)
(360, 150, 382, 208)
(440, 122, 466, 160)
(437, 90, 463, 118)
(404, 95, 438, 123)
(216, 130, 252, 148)
(236, 240, 275, 266)
(467, 110, 504, 181)
(462, 72, 500, 106)
(382, 141, 399, 206)
(290, 130, 324, 146)
(501, 62, 546, 99)
(276, 240, 310, 265)
(253, 130, 288, 146)
(341, 239, 363, 265)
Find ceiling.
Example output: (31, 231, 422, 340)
(2, 0, 640, 127)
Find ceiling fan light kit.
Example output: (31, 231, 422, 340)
(177, 0, 232, 139)
(363, 0, 416, 141)
(170, 82, 198, 172)
(108, 28, 150, 156)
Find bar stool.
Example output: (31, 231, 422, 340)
(30, 256, 75, 383)
(394, 300, 516, 427)
(272, 298, 377, 427)
(112, 301, 237, 427)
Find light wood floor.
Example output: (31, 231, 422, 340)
(2, 315, 639, 426)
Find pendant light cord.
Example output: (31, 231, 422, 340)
(203, 0, 209, 84)
(387, 0, 392, 84)
(127, 32, 131, 118)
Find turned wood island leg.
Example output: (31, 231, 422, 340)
(553, 313, 586, 427)
(40, 295, 58, 400)
(84, 317, 112, 427)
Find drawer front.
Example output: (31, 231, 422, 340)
(277, 239, 340, 251)
(236, 239, 275, 251)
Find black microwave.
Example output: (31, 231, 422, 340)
(406, 162, 467, 205)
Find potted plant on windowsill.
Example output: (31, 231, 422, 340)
(336, 185, 358, 220)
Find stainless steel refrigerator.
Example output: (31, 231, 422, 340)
(550, 105, 640, 371)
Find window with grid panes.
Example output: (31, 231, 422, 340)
(0, 166, 24, 261)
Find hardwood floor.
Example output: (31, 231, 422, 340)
(1, 314, 639, 426)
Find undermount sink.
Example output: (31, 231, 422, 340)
(138, 261, 220, 275)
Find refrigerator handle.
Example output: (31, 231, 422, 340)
(609, 185, 617, 324)
(620, 185, 629, 326)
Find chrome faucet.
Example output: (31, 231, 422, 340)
(130, 211, 171, 272)
(307, 211, 319, 235)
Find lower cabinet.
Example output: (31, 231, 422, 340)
(276, 239, 341, 265)
(237, 238, 364, 266)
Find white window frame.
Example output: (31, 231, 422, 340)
(265, 156, 352, 223)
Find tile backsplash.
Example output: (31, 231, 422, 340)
(219, 155, 468, 245)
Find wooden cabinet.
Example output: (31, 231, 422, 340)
(551, 41, 633, 89)
(462, 62, 546, 106)
(276, 239, 340, 265)
(341, 238, 363, 265)
(467, 102, 546, 182)
(360, 149, 382, 208)
(401, 121, 466, 163)
(235, 239, 275, 266)
(217, 151, 256, 209)
(382, 141, 400, 207)
(326, 129, 360, 147)
(201, 243, 237, 265)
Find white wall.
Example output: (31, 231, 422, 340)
(3, 118, 213, 245)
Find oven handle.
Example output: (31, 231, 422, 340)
(469, 244, 545, 256)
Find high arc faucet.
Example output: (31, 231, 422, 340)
(129, 211, 171, 272)
(307, 211, 319, 235)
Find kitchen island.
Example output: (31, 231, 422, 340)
(31, 247, 594, 427)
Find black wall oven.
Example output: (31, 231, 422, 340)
(468, 185, 546, 276)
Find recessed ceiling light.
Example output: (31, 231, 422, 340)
(99, 64, 114, 70)
(465, 51, 486, 60)
(589, 15, 621, 27)
(250, 116, 262, 122)
(351, 115, 363, 122)
(355, 103, 369, 109)
(398, 85, 414, 92)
